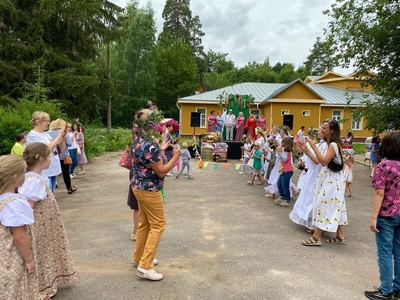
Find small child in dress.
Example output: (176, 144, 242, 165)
(365, 132, 400, 300)
(176, 142, 193, 180)
(173, 138, 181, 173)
(247, 141, 264, 185)
(19, 142, 76, 298)
(239, 137, 252, 174)
(0, 155, 43, 300)
(343, 153, 355, 197)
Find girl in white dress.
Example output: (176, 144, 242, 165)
(290, 128, 325, 231)
(19, 143, 76, 298)
(343, 153, 355, 197)
(0, 155, 44, 300)
(297, 119, 348, 246)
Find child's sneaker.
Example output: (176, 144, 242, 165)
(247, 181, 254, 185)
(188, 176, 193, 180)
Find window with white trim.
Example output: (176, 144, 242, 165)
(281, 110, 289, 115)
(351, 111, 362, 130)
(302, 110, 310, 116)
(196, 108, 206, 128)
(250, 109, 260, 118)
(332, 110, 343, 129)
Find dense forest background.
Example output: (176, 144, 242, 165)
(1, 0, 399, 133)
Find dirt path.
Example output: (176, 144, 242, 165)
(54, 151, 378, 300)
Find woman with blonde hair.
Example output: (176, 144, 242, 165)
(26, 111, 66, 193)
(47, 118, 78, 194)
(131, 103, 180, 281)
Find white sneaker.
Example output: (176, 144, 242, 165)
(132, 258, 158, 268)
(70, 174, 75, 179)
(238, 171, 244, 174)
(166, 172, 173, 177)
(137, 267, 163, 281)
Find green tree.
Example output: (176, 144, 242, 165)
(159, 0, 205, 72)
(111, 0, 157, 127)
(303, 36, 338, 76)
(204, 50, 235, 74)
(155, 38, 198, 119)
(160, 0, 191, 43)
(325, 0, 400, 132)
(0, 0, 123, 123)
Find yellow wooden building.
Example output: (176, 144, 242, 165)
(177, 71, 376, 140)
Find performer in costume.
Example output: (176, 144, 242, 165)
(207, 111, 217, 132)
(235, 112, 246, 141)
(257, 113, 267, 131)
(224, 109, 236, 141)
(246, 114, 257, 140)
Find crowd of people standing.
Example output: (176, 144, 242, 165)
(207, 110, 269, 141)
(1, 111, 82, 299)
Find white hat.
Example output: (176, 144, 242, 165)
(229, 109, 233, 111)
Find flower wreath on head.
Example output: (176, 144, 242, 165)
(132, 101, 164, 141)
(72, 118, 85, 132)
(307, 128, 318, 138)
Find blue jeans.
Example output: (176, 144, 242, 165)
(376, 216, 400, 295)
(69, 149, 78, 174)
(48, 176, 57, 193)
(277, 171, 293, 202)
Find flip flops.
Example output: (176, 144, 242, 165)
(68, 185, 78, 194)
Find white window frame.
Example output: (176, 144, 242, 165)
(196, 107, 206, 128)
(250, 109, 260, 118)
(281, 110, 290, 115)
(332, 110, 343, 130)
(351, 111, 362, 130)
(302, 110, 310, 117)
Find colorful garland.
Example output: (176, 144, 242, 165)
(217, 92, 255, 109)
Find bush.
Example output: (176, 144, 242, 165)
(84, 127, 132, 159)
(0, 99, 65, 155)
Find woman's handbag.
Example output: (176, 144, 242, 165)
(278, 165, 284, 175)
(327, 143, 343, 172)
(119, 146, 132, 170)
(77, 145, 81, 155)
(64, 156, 73, 165)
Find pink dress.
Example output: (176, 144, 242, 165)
(235, 116, 245, 140)
(257, 117, 267, 131)
(246, 117, 257, 139)
(207, 115, 217, 132)
(76, 132, 88, 164)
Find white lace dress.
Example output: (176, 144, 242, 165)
(311, 142, 348, 232)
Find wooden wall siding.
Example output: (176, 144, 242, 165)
(274, 82, 322, 100)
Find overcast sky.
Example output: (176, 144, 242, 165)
(110, 0, 350, 73)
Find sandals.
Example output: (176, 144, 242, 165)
(302, 236, 322, 246)
(265, 193, 275, 199)
(325, 236, 346, 245)
(247, 181, 254, 185)
(279, 202, 292, 207)
(68, 185, 78, 194)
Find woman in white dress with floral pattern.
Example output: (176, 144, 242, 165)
(296, 119, 348, 246)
